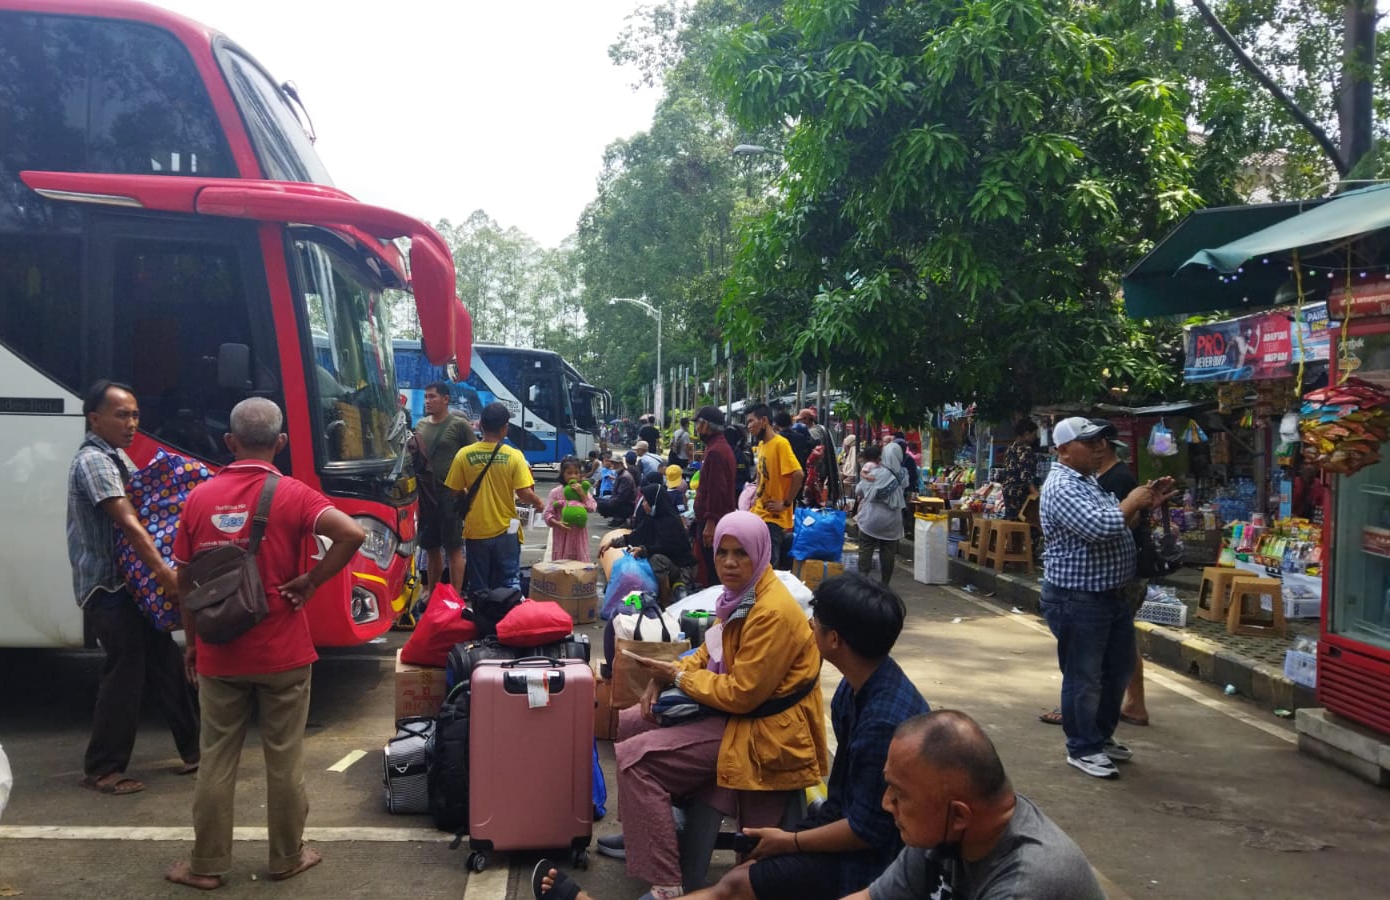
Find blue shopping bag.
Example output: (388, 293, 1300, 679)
(791, 507, 847, 562)
(601, 551, 658, 619)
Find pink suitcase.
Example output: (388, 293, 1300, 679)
(465, 657, 594, 871)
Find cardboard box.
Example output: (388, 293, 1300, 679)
(553, 593, 599, 625)
(794, 559, 845, 591)
(594, 674, 620, 741)
(394, 648, 447, 721)
(531, 560, 599, 600)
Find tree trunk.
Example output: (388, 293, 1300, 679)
(1339, 0, 1377, 176)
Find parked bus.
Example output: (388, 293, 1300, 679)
(394, 341, 610, 466)
(0, 0, 471, 648)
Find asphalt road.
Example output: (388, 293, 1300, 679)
(2, 516, 1388, 899)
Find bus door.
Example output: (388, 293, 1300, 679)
(521, 361, 565, 465)
(87, 215, 282, 468)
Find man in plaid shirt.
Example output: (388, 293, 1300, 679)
(1039, 417, 1172, 779)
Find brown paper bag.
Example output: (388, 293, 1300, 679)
(611, 636, 691, 709)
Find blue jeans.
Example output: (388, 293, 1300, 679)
(1039, 582, 1136, 758)
(465, 532, 522, 593)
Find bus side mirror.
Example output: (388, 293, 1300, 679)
(217, 343, 253, 390)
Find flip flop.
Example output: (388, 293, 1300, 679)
(80, 775, 144, 795)
(165, 861, 222, 891)
(1038, 709, 1063, 726)
(532, 859, 581, 900)
(270, 847, 322, 882)
(1120, 713, 1150, 727)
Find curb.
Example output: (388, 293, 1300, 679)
(946, 558, 1317, 711)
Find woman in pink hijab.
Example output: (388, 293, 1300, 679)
(602, 511, 828, 900)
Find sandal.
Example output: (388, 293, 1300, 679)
(532, 859, 581, 900)
(1038, 709, 1063, 726)
(1120, 713, 1150, 727)
(80, 774, 144, 795)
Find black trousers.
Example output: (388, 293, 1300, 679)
(83, 591, 200, 778)
(597, 497, 634, 521)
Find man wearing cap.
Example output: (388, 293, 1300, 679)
(635, 440, 665, 479)
(691, 406, 736, 584)
(1039, 417, 1172, 779)
(599, 450, 639, 526)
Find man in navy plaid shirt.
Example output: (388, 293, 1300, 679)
(1039, 417, 1172, 779)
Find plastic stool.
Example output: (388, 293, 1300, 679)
(1227, 576, 1287, 637)
(983, 520, 1034, 574)
(966, 519, 994, 564)
(678, 790, 804, 892)
(1196, 567, 1239, 623)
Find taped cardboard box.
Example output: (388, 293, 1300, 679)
(531, 560, 600, 624)
(594, 674, 620, 741)
(553, 593, 599, 625)
(394, 648, 447, 721)
(794, 559, 845, 592)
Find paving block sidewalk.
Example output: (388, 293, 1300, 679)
(942, 556, 1319, 713)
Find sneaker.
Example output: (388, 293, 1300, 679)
(1103, 739, 1133, 762)
(596, 833, 625, 860)
(1067, 752, 1119, 779)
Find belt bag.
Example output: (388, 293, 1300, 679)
(182, 475, 279, 645)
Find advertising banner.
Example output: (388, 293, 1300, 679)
(1183, 304, 1328, 382)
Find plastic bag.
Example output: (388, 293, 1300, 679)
(601, 552, 658, 619)
(400, 584, 481, 666)
(791, 507, 847, 562)
(1147, 423, 1178, 457)
(737, 482, 757, 511)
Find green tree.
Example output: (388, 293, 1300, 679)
(706, 0, 1206, 420)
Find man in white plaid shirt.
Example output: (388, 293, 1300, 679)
(1039, 417, 1172, 779)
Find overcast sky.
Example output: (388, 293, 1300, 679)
(158, 1, 662, 247)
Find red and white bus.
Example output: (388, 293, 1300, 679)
(0, 0, 471, 647)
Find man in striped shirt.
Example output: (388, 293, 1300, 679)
(1039, 417, 1172, 779)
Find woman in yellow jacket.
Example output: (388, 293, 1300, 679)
(609, 510, 829, 900)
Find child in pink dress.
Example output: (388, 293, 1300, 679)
(545, 457, 597, 563)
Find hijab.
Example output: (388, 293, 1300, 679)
(712, 510, 771, 620)
(877, 441, 909, 510)
(840, 434, 858, 478)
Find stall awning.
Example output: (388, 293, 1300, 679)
(1123, 199, 1328, 318)
(1183, 182, 1390, 273)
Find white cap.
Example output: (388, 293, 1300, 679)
(1052, 417, 1106, 446)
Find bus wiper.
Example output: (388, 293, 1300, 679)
(280, 81, 318, 144)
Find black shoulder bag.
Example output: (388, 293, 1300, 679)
(455, 442, 504, 521)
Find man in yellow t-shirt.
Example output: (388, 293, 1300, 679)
(746, 402, 804, 570)
(444, 401, 545, 592)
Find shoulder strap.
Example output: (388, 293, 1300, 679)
(247, 473, 280, 555)
(466, 442, 505, 497)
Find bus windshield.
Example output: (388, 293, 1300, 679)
(298, 233, 401, 465)
(217, 44, 333, 185)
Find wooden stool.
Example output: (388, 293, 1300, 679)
(966, 519, 994, 564)
(1227, 577, 1287, 637)
(1196, 567, 1239, 623)
(915, 497, 947, 516)
(944, 509, 973, 539)
(984, 520, 1034, 574)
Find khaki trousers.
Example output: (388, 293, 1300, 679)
(191, 665, 312, 876)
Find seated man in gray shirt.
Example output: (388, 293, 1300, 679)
(863, 710, 1105, 900)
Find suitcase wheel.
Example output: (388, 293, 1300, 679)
(572, 848, 590, 871)
(467, 851, 488, 873)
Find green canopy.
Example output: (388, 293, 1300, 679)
(1122, 199, 1326, 318)
(1183, 182, 1390, 273)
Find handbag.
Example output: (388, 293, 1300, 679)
(115, 449, 212, 631)
(612, 600, 690, 708)
(400, 583, 481, 667)
(652, 677, 819, 727)
(181, 475, 279, 645)
(1137, 505, 1183, 578)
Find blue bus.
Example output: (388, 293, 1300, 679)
(393, 340, 610, 467)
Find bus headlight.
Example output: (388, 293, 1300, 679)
(353, 516, 397, 568)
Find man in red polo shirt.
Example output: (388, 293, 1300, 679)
(165, 398, 364, 891)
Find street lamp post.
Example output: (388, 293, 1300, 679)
(610, 296, 663, 425)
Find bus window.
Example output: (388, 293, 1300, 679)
(0, 234, 83, 393)
(105, 231, 277, 465)
(571, 389, 599, 432)
(0, 12, 233, 181)
(218, 47, 333, 185)
(296, 235, 400, 465)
